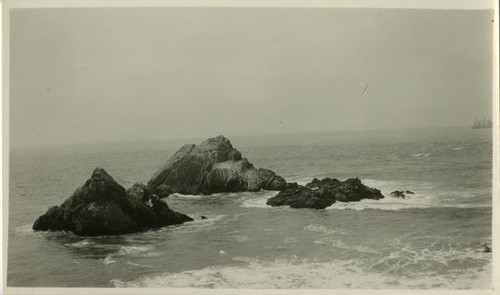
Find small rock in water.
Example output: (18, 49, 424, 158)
(482, 243, 492, 253)
(201, 216, 208, 220)
(390, 190, 413, 199)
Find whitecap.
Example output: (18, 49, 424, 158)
(117, 245, 152, 255)
(142, 252, 163, 258)
(126, 261, 154, 268)
(311, 237, 377, 254)
(285, 176, 315, 186)
(314, 237, 346, 248)
(303, 224, 346, 235)
(326, 195, 491, 211)
(363, 178, 434, 192)
(103, 255, 116, 265)
(234, 235, 250, 242)
(240, 191, 278, 208)
(375, 240, 492, 275)
(413, 153, 432, 157)
(171, 193, 205, 199)
(324, 179, 478, 211)
(66, 240, 93, 248)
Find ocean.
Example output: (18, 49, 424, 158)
(7, 127, 492, 289)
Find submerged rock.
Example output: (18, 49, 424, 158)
(482, 243, 492, 253)
(390, 190, 414, 199)
(147, 135, 287, 195)
(267, 177, 384, 209)
(33, 168, 193, 236)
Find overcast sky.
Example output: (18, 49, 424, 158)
(10, 8, 493, 147)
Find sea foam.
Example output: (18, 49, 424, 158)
(240, 191, 279, 208)
(112, 254, 491, 289)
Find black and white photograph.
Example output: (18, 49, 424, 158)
(2, 0, 497, 292)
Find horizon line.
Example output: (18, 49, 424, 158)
(9, 125, 489, 150)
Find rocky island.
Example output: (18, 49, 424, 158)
(147, 135, 287, 195)
(32, 168, 192, 236)
(267, 177, 384, 209)
(33, 135, 388, 235)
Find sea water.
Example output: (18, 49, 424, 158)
(7, 127, 492, 288)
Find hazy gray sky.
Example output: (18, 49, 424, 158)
(10, 8, 493, 147)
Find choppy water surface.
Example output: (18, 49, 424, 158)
(8, 127, 492, 288)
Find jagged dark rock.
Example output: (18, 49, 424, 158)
(258, 168, 287, 190)
(284, 182, 300, 190)
(267, 177, 384, 209)
(332, 178, 384, 202)
(266, 185, 337, 209)
(33, 168, 193, 236)
(147, 135, 287, 195)
(153, 184, 174, 199)
(305, 177, 341, 189)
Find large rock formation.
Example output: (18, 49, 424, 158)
(147, 135, 287, 195)
(33, 168, 193, 236)
(267, 177, 384, 209)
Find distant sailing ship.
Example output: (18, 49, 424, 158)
(471, 118, 493, 129)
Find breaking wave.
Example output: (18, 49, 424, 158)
(112, 253, 491, 289)
(413, 153, 432, 157)
(240, 191, 279, 208)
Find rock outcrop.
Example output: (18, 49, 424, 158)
(33, 168, 193, 236)
(267, 177, 384, 209)
(147, 135, 287, 195)
(266, 184, 338, 209)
